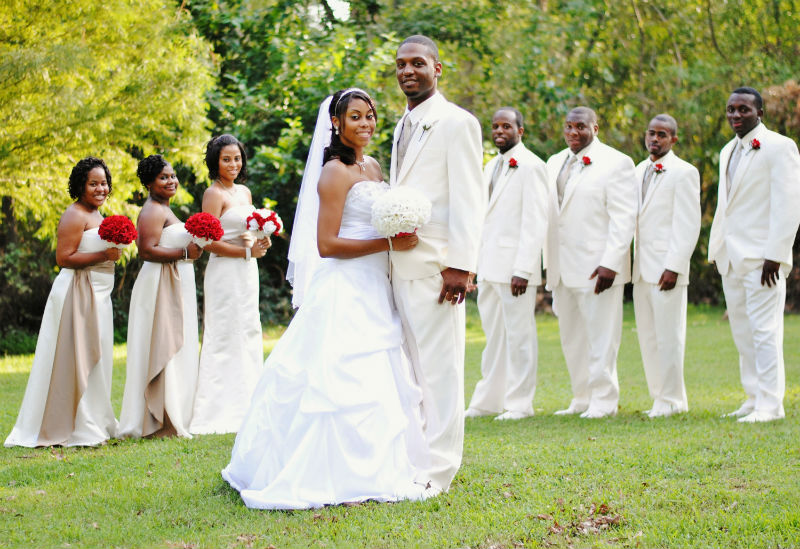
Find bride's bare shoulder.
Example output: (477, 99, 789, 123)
(319, 160, 357, 193)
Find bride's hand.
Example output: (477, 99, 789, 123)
(390, 233, 418, 251)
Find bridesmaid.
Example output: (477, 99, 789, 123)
(118, 155, 202, 438)
(190, 135, 270, 435)
(5, 157, 121, 447)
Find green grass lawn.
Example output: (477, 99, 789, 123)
(1, 303, 798, 548)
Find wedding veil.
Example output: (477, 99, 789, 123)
(286, 95, 332, 308)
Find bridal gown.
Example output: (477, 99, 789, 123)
(190, 204, 263, 435)
(222, 180, 431, 510)
(5, 228, 118, 447)
(119, 223, 199, 438)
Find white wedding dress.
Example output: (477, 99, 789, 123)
(191, 205, 263, 435)
(119, 223, 199, 438)
(222, 180, 431, 509)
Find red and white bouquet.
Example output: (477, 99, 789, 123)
(98, 215, 137, 249)
(185, 212, 224, 247)
(245, 208, 284, 239)
(371, 187, 432, 238)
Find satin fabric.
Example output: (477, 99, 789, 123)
(5, 228, 117, 447)
(222, 181, 430, 509)
(119, 224, 198, 438)
(191, 205, 263, 435)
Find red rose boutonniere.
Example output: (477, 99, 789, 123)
(508, 158, 518, 169)
(581, 156, 592, 166)
(654, 163, 665, 174)
(750, 138, 761, 150)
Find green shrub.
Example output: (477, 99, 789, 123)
(0, 327, 37, 355)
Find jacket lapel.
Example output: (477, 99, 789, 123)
(640, 150, 673, 212)
(559, 157, 586, 212)
(390, 118, 403, 186)
(717, 140, 734, 211)
(397, 115, 440, 183)
(486, 155, 504, 212)
(727, 131, 762, 207)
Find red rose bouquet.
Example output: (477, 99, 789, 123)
(98, 215, 137, 249)
(246, 208, 284, 239)
(185, 212, 224, 247)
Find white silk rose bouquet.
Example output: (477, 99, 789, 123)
(370, 187, 432, 238)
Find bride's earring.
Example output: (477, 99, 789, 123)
(334, 126, 339, 135)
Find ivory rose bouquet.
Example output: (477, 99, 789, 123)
(370, 187, 432, 238)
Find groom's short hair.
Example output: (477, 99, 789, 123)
(731, 86, 763, 110)
(399, 35, 439, 62)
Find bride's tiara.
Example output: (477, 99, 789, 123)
(333, 87, 372, 112)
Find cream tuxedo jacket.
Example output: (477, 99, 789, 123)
(632, 150, 701, 286)
(477, 142, 548, 285)
(389, 92, 484, 280)
(708, 123, 800, 277)
(544, 139, 637, 290)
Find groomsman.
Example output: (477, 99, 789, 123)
(709, 87, 800, 423)
(466, 107, 548, 420)
(632, 114, 701, 418)
(545, 107, 636, 418)
(390, 35, 484, 491)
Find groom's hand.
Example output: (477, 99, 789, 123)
(439, 267, 470, 305)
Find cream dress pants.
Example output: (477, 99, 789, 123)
(553, 284, 622, 414)
(633, 282, 689, 413)
(468, 280, 537, 415)
(721, 267, 786, 418)
(392, 274, 465, 492)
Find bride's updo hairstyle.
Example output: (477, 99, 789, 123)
(205, 134, 248, 183)
(323, 88, 377, 166)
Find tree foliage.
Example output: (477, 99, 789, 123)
(4, 0, 800, 342)
(0, 0, 215, 240)
(186, 0, 800, 309)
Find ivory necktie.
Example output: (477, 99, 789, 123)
(726, 142, 743, 197)
(488, 156, 503, 199)
(556, 154, 577, 206)
(641, 163, 655, 200)
(396, 115, 414, 172)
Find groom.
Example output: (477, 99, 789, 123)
(390, 35, 484, 492)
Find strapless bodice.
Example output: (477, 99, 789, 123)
(158, 223, 192, 249)
(77, 227, 108, 253)
(219, 205, 256, 242)
(339, 180, 388, 240)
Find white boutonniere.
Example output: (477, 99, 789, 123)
(418, 120, 437, 142)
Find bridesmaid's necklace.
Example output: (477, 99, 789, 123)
(217, 179, 237, 196)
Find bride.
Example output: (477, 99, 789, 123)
(221, 88, 433, 509)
